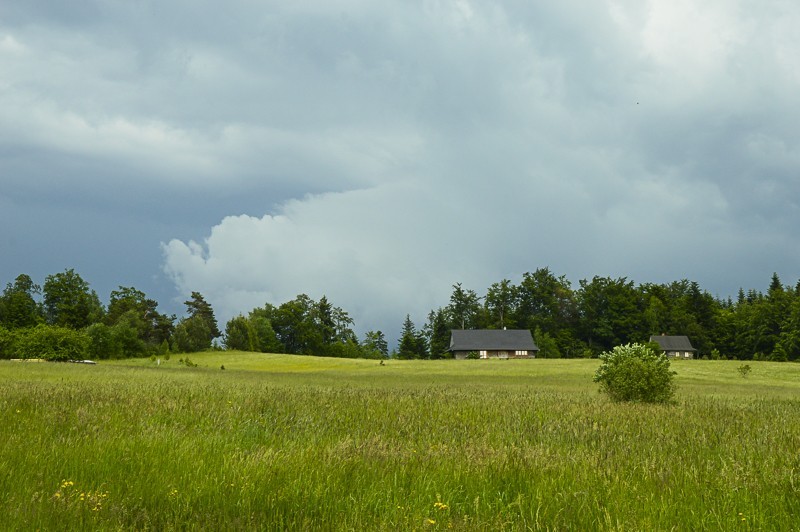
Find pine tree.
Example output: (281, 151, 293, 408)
(363, 330, 388, 358)
(425, 309, 451, 359)
(397, 315, 423, 359)
(316, 296, 336, 345)
(184, 292, 221, 340)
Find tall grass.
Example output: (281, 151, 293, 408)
(1, 356, 798, 530)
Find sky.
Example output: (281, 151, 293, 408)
(2, 0, 800, 344)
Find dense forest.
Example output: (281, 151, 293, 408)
(1, 267, 799, 362)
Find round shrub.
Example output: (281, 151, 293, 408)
(593, 343, 676, 403)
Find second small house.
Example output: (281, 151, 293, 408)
(649, 335, 697, 359)
(449, 329, 539, 359)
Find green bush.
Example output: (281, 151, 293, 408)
(173, 316, 212, 353)
(533, 327, 562, 358)
(86, 322, 150, 359)
(0, 326, 16, 359)
(593, 343, 676, 403)
(86, 323, 118, 359)
(14, 324, 90, 362)
(224, 315, 257, 351)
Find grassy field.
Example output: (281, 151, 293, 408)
(1, 355, 798, 530)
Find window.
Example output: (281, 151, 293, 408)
(479, 350, 487, 359)
(516, 350, 527, 356)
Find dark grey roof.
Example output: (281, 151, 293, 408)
(450, 329, 538, 351)
(649, 335, 697, 352)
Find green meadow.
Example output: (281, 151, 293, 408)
(1, 355, 798, 530)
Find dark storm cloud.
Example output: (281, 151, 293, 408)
(2, 0, 799, 336)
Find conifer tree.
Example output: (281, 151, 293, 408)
(397, 314, 425, 359)
(184, 292, 221, 340)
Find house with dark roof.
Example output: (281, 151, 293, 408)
(649, 335, 697, 359)
(449, 329, 538, 359)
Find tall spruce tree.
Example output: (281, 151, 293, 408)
(363, 330, 389, 358)
(397, 314, 425, 359)
(425, 308, 451, 359)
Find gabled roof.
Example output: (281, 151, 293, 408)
(450, 329, 538, 352)
(649, 335, 697, 352)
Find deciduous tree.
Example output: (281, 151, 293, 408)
(107, 286, 174, 351)
(0, 274, 43, 329)
(447, 283, 480, 330)
(272, 294, 323, 355)
(43, 269, 104, 329)
(248, 311, 283, 353)
(172, 315, 212, 353)
(485, 279, 516, 329)
(577, 276, 644, 355)
(224, 314, 258, 351)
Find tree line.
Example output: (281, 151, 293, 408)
(1, 267, 799, 361)
(396, 268, 800, 361)
(0, 269, 387, 361)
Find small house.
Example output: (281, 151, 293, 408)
(449, 329, 538, 359)
(649, 335, 697, 359)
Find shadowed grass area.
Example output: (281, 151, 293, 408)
(1, 355, 798, 530)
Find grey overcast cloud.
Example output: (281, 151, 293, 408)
(2, 1, 799, 341)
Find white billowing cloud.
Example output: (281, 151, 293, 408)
(162, 181, 467, 333)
